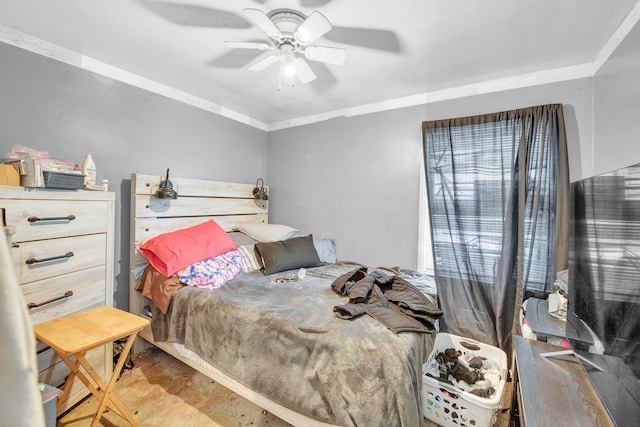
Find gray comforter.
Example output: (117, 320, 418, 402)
(151, 262, 437, 427)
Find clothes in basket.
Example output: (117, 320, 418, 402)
(421, 333, 507, 427)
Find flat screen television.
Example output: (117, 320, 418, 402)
(567, 162, 640, 427)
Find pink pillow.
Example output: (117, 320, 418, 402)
(138, 220, 237, 277)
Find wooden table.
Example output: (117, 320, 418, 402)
(513, 336, 613, 427)
(33, 306, 150, 427)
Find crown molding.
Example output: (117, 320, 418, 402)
(3, 4, 639, 133)
(0, 24, 269, 131)
(267, 64, 594, 131)
(593, 0, 640, 71)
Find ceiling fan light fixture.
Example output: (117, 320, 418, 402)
(283, 63, 296, 77)
(279, 43, 296, 78)
(230, 8, 344, 87)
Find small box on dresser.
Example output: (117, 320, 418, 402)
(0, 185, 115, 414)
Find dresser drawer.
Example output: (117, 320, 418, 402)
(3, 199, 109, 242)
(23, 266, 106, 324)
(12, 233, 107, 284)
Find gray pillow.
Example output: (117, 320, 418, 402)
(254, 234, 321, 275)
(313, 238, 337, 263)
(228, 231, 258, 247)
(288, 232, 337, 264)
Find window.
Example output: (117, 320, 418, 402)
(420, 104, 569, 349)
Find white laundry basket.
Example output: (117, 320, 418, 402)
(421, 333, 507, 427)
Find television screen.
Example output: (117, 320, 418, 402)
(567, 162, 640, 427)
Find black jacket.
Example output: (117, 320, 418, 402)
(331, 267, 443, 333)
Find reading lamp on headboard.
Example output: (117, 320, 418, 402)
(253, 178, 268, 208)
(155, 168, 178, 199)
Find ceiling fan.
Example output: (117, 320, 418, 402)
(225, 8, 346, 85)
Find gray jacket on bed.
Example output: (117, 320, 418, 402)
(331, 267, 443, 333)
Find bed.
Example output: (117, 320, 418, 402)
(128, 173, 441, 427)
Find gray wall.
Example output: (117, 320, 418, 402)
(593, 20, 640, 176)
(267, 109, 427, 269)
(0, 43, 267, 310)
(4, 17, 638, 309)
(267, 78, 594, 270)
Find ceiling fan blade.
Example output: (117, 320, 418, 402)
(293, 58, 317, 84)
(324, 26, 401, 53)
(206, 49, 264, 69)
(244, 8, 281, 38)
(137, 1, 251, 29)
(300, 0, 334, 6)
(295, 11, 332, 43)
(224, 41, 273, 50)
(248, 54, 280, 71)
(304, 45, 346, 65)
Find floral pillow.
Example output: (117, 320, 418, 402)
(176, 249, 244, 290)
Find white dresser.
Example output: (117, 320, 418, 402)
(0, 186, 115, 413)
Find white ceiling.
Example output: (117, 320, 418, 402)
(1, 0, 639, 129)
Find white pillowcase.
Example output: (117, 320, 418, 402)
(235, 223, 298, 242)
(238, 245, 261, 272)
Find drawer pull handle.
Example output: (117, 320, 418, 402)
(27, 215, 76, 223)
(26, 251, 75, 265)
(27, 291, 73, 309)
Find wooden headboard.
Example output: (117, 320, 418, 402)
(128, 173, 268, 318)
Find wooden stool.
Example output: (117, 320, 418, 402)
(33, 306, 150, 427)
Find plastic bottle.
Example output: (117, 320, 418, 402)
(81, 152, 96, 186)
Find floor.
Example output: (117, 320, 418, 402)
(57, 348, 512, 427)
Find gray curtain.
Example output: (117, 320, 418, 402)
(422, 104, 569, 355)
